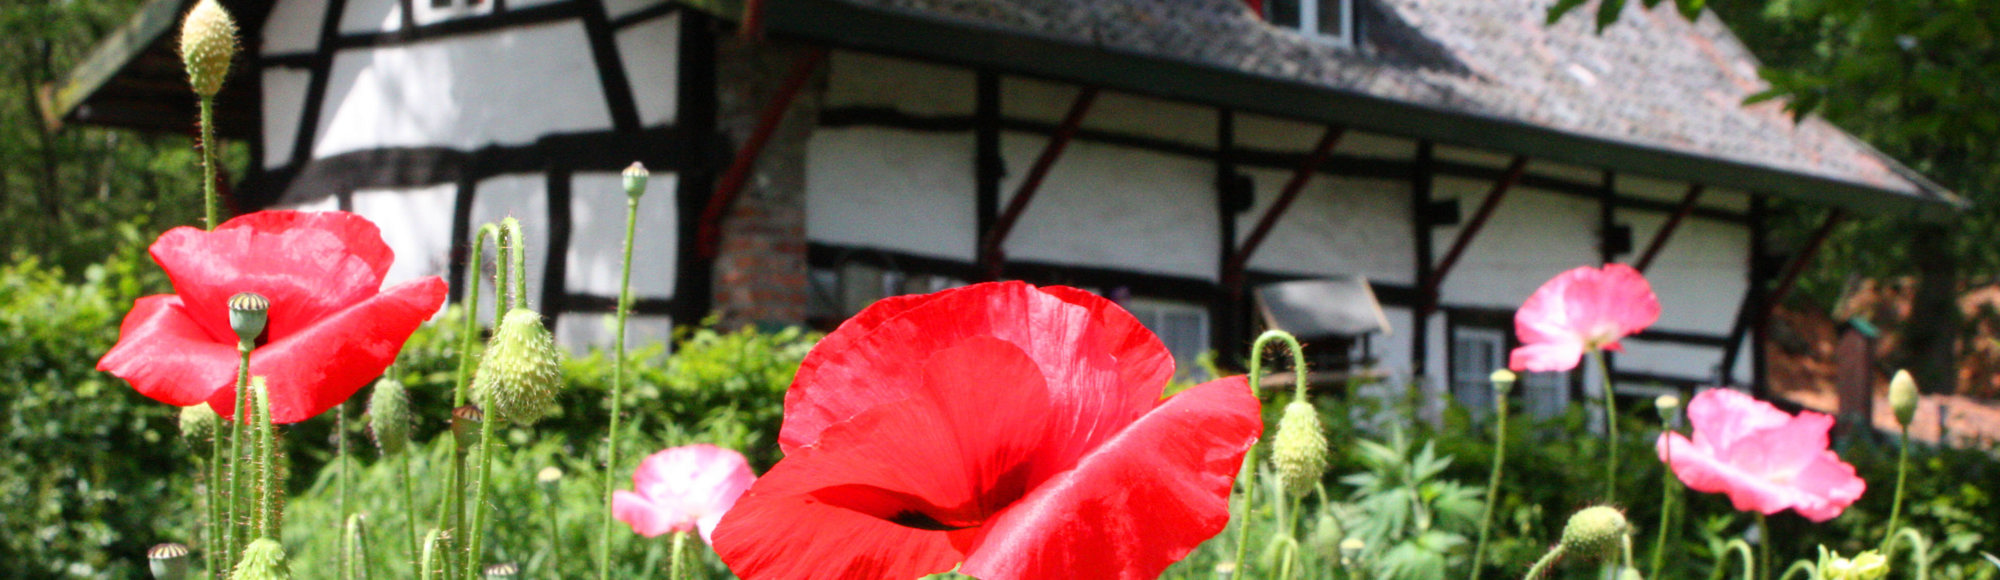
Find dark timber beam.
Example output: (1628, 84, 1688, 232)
(1634, 184, 1705, 273)
(1222, 126, 1345, 297)
(979, 86, 1100, 280)
(1410, 141, 1437, 376)
(1422, 155, 1530, 315)
(1763, 210, 1846, 327)
(696, 46, 826, 260)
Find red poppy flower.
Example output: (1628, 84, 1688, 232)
(97, 211, 447, 424)
(1657, 389, 1865, 522)
(711, 281, 1263, 580)
(1509, 263, 1660, 372)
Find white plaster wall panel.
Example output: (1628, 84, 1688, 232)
(1374, 306, 1415, 377)
(805, 128, 977, 261)
(824, 52, 972, 115)
(1618, 174, 1752, 213)
(1623, 215, 1748, 334)
(1238, 170, 1416, 285)
(997, 135, 1219, 280)
(1434, 144, 1516, 170)
(281, 194, 341, 212)
(556, 313, 672, 353)
(1232, 113, 1413, 160)
(614, 12, 679, 127)
(566, 171, 677, 298)
(338, 0, 401, 35)
(1616, 340, 1729, 384)
(313, 21, 615, 158)
(603, 0, 670, 20)
(511, 0, 572, 10)
(261, 67, 313, 169)
(1078, 91, 1214, 151)
(261, 0, 326, 55)
(351, 183, 458, 287)
(1433, 184, 1599, 309)
(470, 174, 553, 323)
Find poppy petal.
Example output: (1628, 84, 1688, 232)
(958, 376, 1261, 580)
(96, 295, 239, 407)
(1509, 341, 1583, 373)
(613, 491, 678, 537)
(151, 211, 395, 343)
(206, 276, 447, 423)
(1788, 452, 1866, 522)
(779, 282, 1172, 459)
(711, 487, 968, 580)
(1686, 388, 1790, 453)
(1560, 263, 1660, 337)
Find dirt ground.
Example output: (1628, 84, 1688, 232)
(1766, 280, 2000, 447)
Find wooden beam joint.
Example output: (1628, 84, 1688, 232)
(1422, 155, 1530, 315)
(978, 86, 1100, 280)
(1222, 125, 1346, 296)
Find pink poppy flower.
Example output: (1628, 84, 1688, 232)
(1657, 389, 1866, 522)
(614, 444, 757, 543)
(710, 281, 1263, 580)
(1509, 263, 1660, 372)
(97, 211, 447, 423)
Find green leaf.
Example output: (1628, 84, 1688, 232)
(1596, 0, 1629, 32)
(1547, 0, 1590, 25)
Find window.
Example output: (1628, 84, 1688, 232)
(806, 262, 964, 328)
(1450, 323, 1569, 419)
(1124, 298, 1212, 382)
(416, 0, 493, 25)
(1266, 0, 1354, 47)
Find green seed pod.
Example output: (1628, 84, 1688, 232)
(228, 292, 269, 349)
(179, 403, 218, 454)
(1824, 549, 1888, 580)
(1889, 370, 1919, 429)
(147, 542, 192, 580)
(232, 538, 291, 580)
(623, 162, 650, 199)
(367, 377, 412, 455)
(1489, 369, 1517, 395)
(483, 562, 521, 579)
(536, 466, 563, 496)
(178, 0, 238, 98)
(1619, 567, 1644, 580)
(1655, 394, 1681, 423)
(1558, 506, 1630, 561)
(473, 309, 564, 426)
(1271, 400, 1329, 498)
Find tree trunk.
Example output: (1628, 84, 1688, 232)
(1902, 222, 1959, 395)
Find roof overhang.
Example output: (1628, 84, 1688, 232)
(695, 0, 1964, 221)
(40, 0, 261, 139)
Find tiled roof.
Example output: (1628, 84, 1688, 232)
(820, 0, 1957, 210)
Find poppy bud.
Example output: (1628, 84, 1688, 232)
(1824, 549, 1888, 580)
(1338, 537, 1365, 563)
(1272, 400, 1328, 498)
(367, 377, 411, 455)
(179, 403, 218, 453)
(483, 562, 521, 579)
(451, 405, 483, 451)
(178, 0, 237, 98)
(147, 542, 192, 580)
(232, 538, 291, 580)
(1655, 394, 1680, 423)
(228, 292, 269, 349)
(1889, 370, 1918, 429)
(1619, 567, 1644, 580)
(624, 162, 650, 199)
(1558, 506, 1630, 561)
(536, 466, 563, 496)
(1490, 369, 1517, 395)
(473, 309, 564, 426)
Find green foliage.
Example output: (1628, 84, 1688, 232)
(1336, 429, 1483, 579)
(0, 237, 189, 579)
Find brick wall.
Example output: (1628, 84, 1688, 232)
(709, 39, 821, 327)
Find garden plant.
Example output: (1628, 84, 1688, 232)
(41, 0, 2000, 578)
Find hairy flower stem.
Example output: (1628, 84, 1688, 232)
(199, 96, 220, 230)
(256, 384, 279, 540)
(207, 424, 225, 575)
(1591, 350, 1619, 503)
(1776, 560, 1816, 580)
(399, 453, 419, 570)
(599, 192, 641, 580)
(1523, 545, 1565, 580)
(463, 221, 524, 580)
(668, 531, 689, 580)
(1470, 388, 1510, 579)
(1757, 513, 1771, 580)
(545, 487, 561, 576)
(1650, 436, 1679, 579)
(225, 345, 252, 564)
(346, 514, 372, 580)
(1884, 527, 1932, 580)
(1708, 539, 1755, 580)
(337, 403, 351, 580)
(1883, 424, 1910, 547)
(1234, 331, 1306, 575)
(439, 223, 501, 579)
